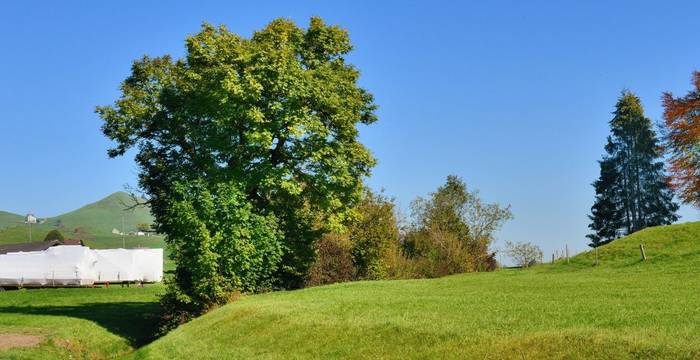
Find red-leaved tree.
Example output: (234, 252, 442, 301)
(663, 71, 700, 207)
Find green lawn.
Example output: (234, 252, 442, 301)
(0, 285, 163, 359)
(2, 222, 699, 359)
(132, 222, 700, 359)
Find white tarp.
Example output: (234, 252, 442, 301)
(0, 246, 163, 287)
(0, 246, 98, 286)
(94, 248, 163, 283)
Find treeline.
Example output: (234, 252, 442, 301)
(307, 176, 511, 286)
(588, 75, 700, 247)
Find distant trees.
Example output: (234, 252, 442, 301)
(137, 223, 152, 233)
(588, 91, 679, 247)
(504, 240, 542, 268)
(305, 176, 512, 284)
(662, 71, 700, 208)
(44, 229, 65, 242)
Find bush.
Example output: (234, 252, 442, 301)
(44, 229, 65, 242)
(504, 241, 543, 268)
(402, 227, 473, 278)
(305, 233, 355, 286)
(349, 190, 400, 280)
(158, 180, 283, 331)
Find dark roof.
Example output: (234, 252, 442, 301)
(0, 240, 62, 255)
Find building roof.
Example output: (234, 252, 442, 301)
(0, 240, 62, 255)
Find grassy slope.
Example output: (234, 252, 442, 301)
(43, 191, 154, 236)
(0, 211, 23, 229)
(0, 285, 163, 360)
(132, 222, 700, 360)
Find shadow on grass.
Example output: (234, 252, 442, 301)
(0, 301, 160, 347)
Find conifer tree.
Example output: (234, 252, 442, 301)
(588, 91, 679, 247)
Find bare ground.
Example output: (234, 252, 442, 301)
(0, 333, 44, 350)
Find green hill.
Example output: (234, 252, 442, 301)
(0, 192, 162, 248)
(45, 191, 154, 236)
(0, 210, 24, 229)
(129, 222, 700, 359)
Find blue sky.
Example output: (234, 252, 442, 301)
(1, 1, 699, 258)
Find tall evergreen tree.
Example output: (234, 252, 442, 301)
(588, 91, 679, 247)
(586, 158, 623, 247)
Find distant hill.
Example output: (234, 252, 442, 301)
(0, 192, 161, 248)
(0, 211, 24, 229)
(45, 191, 154, 236)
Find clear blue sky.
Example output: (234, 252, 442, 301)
(2, 1, 699, 258)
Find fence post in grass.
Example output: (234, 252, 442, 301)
(594, 247, 599, 266)
(552, 253, 555, 263)
(639, 244, 647, 261)
(565, 244, 570, 264)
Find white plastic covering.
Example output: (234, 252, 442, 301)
(0, 246, 98, 286)
(94, 248, 163, 283)
(0, 246, 163, 287)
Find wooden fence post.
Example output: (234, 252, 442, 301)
(594, 247, 599, 266)
(639, 244, 647, 261)
(565, 244, 569, 264)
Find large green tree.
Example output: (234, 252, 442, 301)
(588, 91, 678, 246)
(98, 17, 377, 299)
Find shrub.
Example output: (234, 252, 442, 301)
(305, 233, 355, 286)
(158, 180, 283, 330)
(349, 190, 400, 280)
(402, 227, 473, 278)
(505, 241, 543, 268)
(44, 229, 65, 242)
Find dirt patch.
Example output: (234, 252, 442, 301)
(0, 334, 44, 350)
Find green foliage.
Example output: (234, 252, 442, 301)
(588, 91, 679, 247)
(349, 189, 400, 280)
(157, 180, 282, 327)
(404, 175, 512, 272)
(43, 229, 65, 242)
(97, 17, 377, 292)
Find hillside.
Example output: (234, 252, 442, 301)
(0, 192, 162, 248)
(130, 222, 700, 359)
(45, 192, 154, 236)
(0, 210, 23, 229)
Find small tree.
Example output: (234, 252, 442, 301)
(349, 189, 400, 280)
(137, 223, 152, 232)
(407, 175, 512, 271)
(44, 229, 65, 242)
(504, 241, 542, 268)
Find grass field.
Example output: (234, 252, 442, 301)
(0, 285, 163, 359)
(1, 222, 699, 359)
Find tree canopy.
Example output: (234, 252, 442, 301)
(98, 17, 377, 318)
(663, 71, 700, 207)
